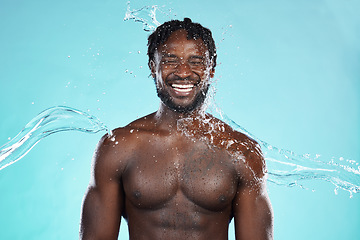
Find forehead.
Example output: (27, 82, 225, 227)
(157, 29, 208, 56)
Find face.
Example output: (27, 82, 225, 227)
(151, 29, 215, 113)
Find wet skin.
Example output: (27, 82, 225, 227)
(80, 30, 273, 240)
(152, 29, 214, 113)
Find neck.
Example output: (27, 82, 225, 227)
(154, 102, 205, 130)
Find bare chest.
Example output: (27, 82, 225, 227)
(122, 139, 238, 212)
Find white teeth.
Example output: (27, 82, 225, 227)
(171, 84, 194, 89)
(171, 84, 194, 93)
(174, 88, 192, 92)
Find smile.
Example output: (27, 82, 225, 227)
(171, 83, 195, 93)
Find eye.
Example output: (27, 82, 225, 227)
(189, 60, 205, 67)
(189, 61, 202, 65)
(161, 59, 179, 65)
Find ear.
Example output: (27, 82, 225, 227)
(150, 60, 156, 78)
(209, 67, 215, 79)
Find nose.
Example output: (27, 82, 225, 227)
(174, 61, 192, 79)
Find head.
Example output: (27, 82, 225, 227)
(147, 18, 217, 113)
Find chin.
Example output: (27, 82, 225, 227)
(157, 86, 209, 114)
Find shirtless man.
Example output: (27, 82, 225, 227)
(80, 18, 273, 240)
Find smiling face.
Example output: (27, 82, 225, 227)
(151, 29, 215, 113)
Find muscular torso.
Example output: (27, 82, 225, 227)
(109, 114, 254, 240)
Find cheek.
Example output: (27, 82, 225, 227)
(158, 67, 172, 80)
(195, 70, 208, 80)
(154, 68, 167, 86)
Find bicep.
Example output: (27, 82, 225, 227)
(80, 184, 123, 240)
(80, 136, 125, 240)
(233, 185, 273, 240)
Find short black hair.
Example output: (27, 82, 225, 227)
(147, 17, 217, 69)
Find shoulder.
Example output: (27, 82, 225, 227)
(102, 112, 157, 148)
(91, 128, 134, 181)
(207, 116, 266, 180)
(94, 112, 158, 161)
(92, 114, 156, 178)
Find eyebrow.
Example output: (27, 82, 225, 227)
(161, 53, 178, 58)
(160, 53, 205, 60)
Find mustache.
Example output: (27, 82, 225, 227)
(165, 74, 200, 82)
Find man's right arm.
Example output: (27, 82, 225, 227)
(80, 134, 125, 240)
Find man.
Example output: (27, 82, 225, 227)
(80, 18, 273, 240)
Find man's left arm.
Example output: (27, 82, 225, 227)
(232, 143, 273, 240)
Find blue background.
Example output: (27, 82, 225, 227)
(0, 0, 359, 239)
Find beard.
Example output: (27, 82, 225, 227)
(156, 82, 209, 113)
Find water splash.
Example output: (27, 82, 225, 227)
(0, 106, 108, 170)
(123, 1, 175, 32)
(215, 107, 360, 197)
(0, 2, 358, 198)
(177, 102, 360, 197)
(123, 1, 161, 32)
